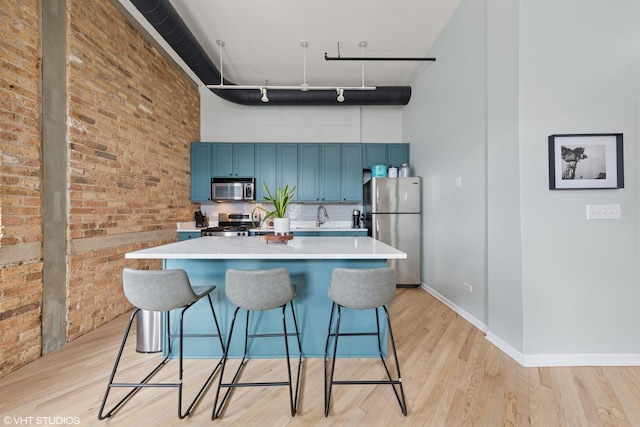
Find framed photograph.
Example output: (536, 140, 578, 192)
(548, 133, 624, 190)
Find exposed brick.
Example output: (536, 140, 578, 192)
(0, 0, 199, 379)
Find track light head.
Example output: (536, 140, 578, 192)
(336, 88, 345, 103)
(260, 87, 269, 103)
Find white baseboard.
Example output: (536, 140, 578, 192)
(419, 283, 487, 333)
(419, 283, 640, 367)
(521, 353, 640, 367)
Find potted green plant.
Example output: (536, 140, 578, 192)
(252, 182, 296, 235)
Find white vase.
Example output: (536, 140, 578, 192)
(273, 217, 290, 235)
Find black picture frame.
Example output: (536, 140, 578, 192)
(548, 133, 624, 190)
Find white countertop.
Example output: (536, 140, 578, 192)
(126, 236, 406, 260)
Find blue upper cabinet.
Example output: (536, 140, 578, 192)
(297, 143, 362, 202)
(211, 143, 232, 176)
(363, 143, 410, 169)
(341, 144, 363, 202)
(193, 142, 405, 203)
(387, 144, 410, 169)
(320, 144, 341, 201)
(211, 143, 255, 177)
(278, 144, 298, 202)
(297, 144, 320, 201)
(190, 142, 212, 202)
(235, 144, 256, 176)
(254, 143, 277, 200)
(363, 143, 387, 168)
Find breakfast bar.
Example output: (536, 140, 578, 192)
(125, 236, 406, 358)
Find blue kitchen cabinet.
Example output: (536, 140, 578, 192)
(341, 143, 363, 202)
(192, 142, 406, 203)
(278, 144, 298, 201)
(387, 144, 410, 169)
(178, 232, 201, 241)
(190, 142, 212, 202)
(254, 143, 276, 200)
(362, 143, 410, 169)
(211, 143, 255, 177)
(297, 144, 320, 201)
(320, 144, 341, 201)
(255, 143, 298, 202)
(298, 143, 360, 202)
(363, 144, 387, 168)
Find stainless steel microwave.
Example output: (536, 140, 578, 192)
(211, 177, 255, 202)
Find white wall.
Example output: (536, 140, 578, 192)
(485, 0, 524, 354)
(403, 0, 489, 328)
(404, 0, 640, 363)
(519, 0, 640, 357)
(200, 87, 402, 142)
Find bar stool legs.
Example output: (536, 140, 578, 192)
(212, 300, 302, 419)
(324, 302, 407, 417)
(98, 291, 224, 420)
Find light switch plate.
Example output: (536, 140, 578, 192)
(586, 204, 621, 220)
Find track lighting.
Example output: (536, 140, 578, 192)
(207, 41, 376, 98)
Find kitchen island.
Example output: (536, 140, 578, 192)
(126, 236, 406, 359)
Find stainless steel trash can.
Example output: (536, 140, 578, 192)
(136, 310, 162, 353)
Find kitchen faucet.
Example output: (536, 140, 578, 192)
(316, 205, 329, 227)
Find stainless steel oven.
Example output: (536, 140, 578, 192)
(211, 177, 255, 202)
(200, 213, 256, 237)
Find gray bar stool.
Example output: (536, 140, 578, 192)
(212, 267, 302, 420)
(324, 267, 407, 416)
(98, 268, 224, 420)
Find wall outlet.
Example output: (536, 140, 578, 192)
(586, 204, 621, 220)
(455, 176, 462, 188)
(463, 282, 472, 293)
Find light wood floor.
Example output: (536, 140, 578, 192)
(1, 288, 640, 426)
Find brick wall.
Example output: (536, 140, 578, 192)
(65, 0, 199, 340)
(0, 0, 43, 378)
(0, 0, 200, 378)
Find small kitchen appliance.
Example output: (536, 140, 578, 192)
(194, 210, 208, 227)
(211, 177, 255, 202)
(352, 210, 361, 228)
(371, 164, 387, 177)
(200, 212, 257, 237)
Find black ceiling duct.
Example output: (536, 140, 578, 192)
(130, 0, 412, 106)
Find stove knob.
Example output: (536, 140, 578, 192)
(237, 232, 242, 237)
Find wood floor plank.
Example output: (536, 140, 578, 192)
(551, 367, 590, 426)
(1, 288, 640, 426)
(604, 367, 640, 427)
(528, 367, 563, 427)
(515, 363, 532, 427)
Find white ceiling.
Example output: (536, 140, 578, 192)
(167, 0, 461, 88)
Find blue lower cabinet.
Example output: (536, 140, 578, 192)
(178, 232, 201, 241)
(164, 257, 389, 358)
(293, 231, 317, 237)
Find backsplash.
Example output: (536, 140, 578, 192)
(199, 202, 361, 223)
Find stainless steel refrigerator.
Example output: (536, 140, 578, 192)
(363, 177, 422, 287)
